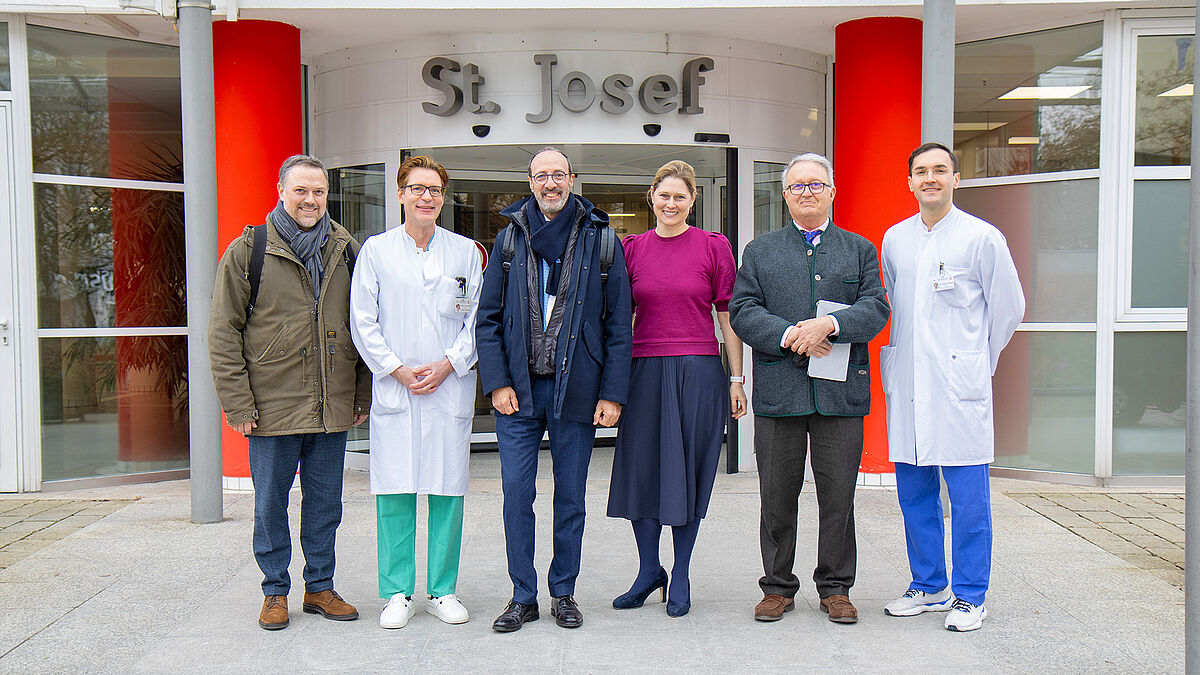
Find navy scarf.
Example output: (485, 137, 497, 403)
(524, 196, 577, 295)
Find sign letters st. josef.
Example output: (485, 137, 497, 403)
(422, 53, 715, 123)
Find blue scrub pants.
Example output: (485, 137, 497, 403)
(893, 462, 992, 606)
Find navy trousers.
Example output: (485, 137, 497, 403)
(495, 375, 597, 605)
(247, 431, 348, 596)
(894, 462, 992, 606)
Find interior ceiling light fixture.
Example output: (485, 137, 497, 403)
(1158, 83, 1193, 97)
(953, 122, 1008, 131)
(1008, 136, 1041, 145)
(998, 86, 1090, 99)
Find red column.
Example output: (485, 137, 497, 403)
(214, 19, 303, 480)
(834, 17, 923, 474)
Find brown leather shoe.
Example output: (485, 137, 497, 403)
(302, 589, 359, 621)
(259, 595, 289, 630)
(820, 594, 858, 623)
(754, 594, 795, 622)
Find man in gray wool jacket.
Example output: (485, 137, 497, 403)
(730, 152, 889, 625)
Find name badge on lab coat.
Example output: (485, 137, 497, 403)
(933, 264, 955, 292)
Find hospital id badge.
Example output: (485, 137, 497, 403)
(932, 263, 955, 291)
(453, 276, 471, 312)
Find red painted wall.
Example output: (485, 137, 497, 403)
(213, 20, 303, 478)
(834, 17, 923, 473)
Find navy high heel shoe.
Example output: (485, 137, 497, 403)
(666, 577, 690, 617)
(613, 567, 668, 609)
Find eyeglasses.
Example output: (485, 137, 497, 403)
(531, 171, 570, 185)
(404, 184, 444, 198)
(785, 181, 829, 196)
(911, 167, 955, 178)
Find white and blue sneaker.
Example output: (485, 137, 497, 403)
(944, 598, 987, 632)
(426, 594, 470, 624)
(883, 588, 953, 616)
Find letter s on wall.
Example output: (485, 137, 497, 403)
(422, 57, 464, 116)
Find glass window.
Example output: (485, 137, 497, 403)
(993, 331, 1096, 474)
(328, 163, 386, 245)
(28, 25, 182, 181)
(1135, 35, 1193, 166)
(955, 178, 1096, 322)
(448, 178, 528, 253)
(1112, 331, 1184, 475)
(754, 161, 787, 237)
(1130, 179, 1188, 309)
(0, 23, 10, 91)
(582, 183, 654, 238)
(40, 336, 189, 481)
(35, 183, 186, 329)
(955, 23, 1102, 179)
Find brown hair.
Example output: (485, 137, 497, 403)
(646, 160, 697, 205)
(397, 155, 450, 189)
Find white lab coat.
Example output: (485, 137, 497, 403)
(350, 226, 482, 495)
(880, 207, 1025, 466)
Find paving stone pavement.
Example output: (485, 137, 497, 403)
(1006, 491, 1185, 588)
(0, 499, 134, 570)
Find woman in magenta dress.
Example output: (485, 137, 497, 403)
(607, 160, 747, 617)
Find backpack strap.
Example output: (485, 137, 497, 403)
(598, 224, 616, 320)
(246, 223, 268, 317)
(500, 224, 517, 316)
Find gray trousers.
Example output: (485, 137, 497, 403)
(755, 414, 863, 598)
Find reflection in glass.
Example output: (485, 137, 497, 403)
(1135, 35, 1193, 166)
(1113, 332, 1184, 475)
(1131, 179, 1188, 309)
(0, 23, 10, 90)
(28, 25, 182, 181)
(36, 183, 186, 329)
(992, 331, 1096, 474)
(41, 336, 189, 481)
(448, 179, 527, 254)
(754, 161, 787, 237)
(583, 184, 655, 237)
(329, 163, 386, 245)
(955, 178, 1095, 322)
(954, 23, 1102, 179)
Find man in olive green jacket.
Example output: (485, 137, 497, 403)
(209, 154, 371, 631)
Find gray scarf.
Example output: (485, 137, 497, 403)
(269, 201, 331, 299)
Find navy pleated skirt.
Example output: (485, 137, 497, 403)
(607, 355, 727, 526)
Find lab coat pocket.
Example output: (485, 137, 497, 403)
(455, 371, 478, 419)
(947, 348, 989, 401)
(933, 266, 972, 309)
(879, 345, 897, 395)
(437, 276, 471, 319)
(372, 375, 411, 413)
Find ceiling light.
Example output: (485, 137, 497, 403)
(1158, 83, 1193, 97)
(607, 213, 637, 217)
(999, 86, 1089, 100)
(1008, 136, 1040, 145)
(953, 122, 1008, 132)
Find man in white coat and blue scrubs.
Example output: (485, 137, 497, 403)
(879, 142, 1025, 632)
(350, 156, 482, 630)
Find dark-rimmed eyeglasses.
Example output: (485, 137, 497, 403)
(404, 184, 444, 198)
(785, 181, 829, 196)
(531, 171, 570, 185)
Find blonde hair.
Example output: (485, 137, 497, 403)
(646, 160, 697, 205)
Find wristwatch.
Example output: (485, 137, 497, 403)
(729, 375, 746, 384)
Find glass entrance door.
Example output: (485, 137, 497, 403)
(0, 102, 22, 491)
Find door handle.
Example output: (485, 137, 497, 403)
(0, 318, 7, 330)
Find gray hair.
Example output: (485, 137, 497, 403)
(528, 146, 572, 176)
(278, 154, 328, 185)
(780, 152, 834, 190)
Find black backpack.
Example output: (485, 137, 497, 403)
(245, 223, 357, 317)
(500, 223, 617, 319)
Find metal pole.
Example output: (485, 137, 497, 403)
(921, 0, 955, 145)
(1187, 6, 1200, 670)
(178, 0, 223, 524)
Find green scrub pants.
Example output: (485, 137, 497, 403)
(376, 493, 464, 599)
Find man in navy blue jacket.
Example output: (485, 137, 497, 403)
(476, 147, 632, 633)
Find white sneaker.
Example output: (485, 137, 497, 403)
(379, 593, 415, 629)
(884, 588, 954, 616)
(426, 594, 470, 624)
(944, 598, 987, 632)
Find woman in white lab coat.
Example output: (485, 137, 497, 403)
(350, 155, 482, 630)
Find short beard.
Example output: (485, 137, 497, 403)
(535, 191, 569, 217)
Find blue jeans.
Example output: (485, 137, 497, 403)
(248, 432, 348, 596)
(495, 376, 597, 605)
(894, 462, 992, 606)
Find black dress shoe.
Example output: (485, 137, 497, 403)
(551, 595, 583, 628)
(492, 600, 539, 633)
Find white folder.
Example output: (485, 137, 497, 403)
(807, 300, 851, 382)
